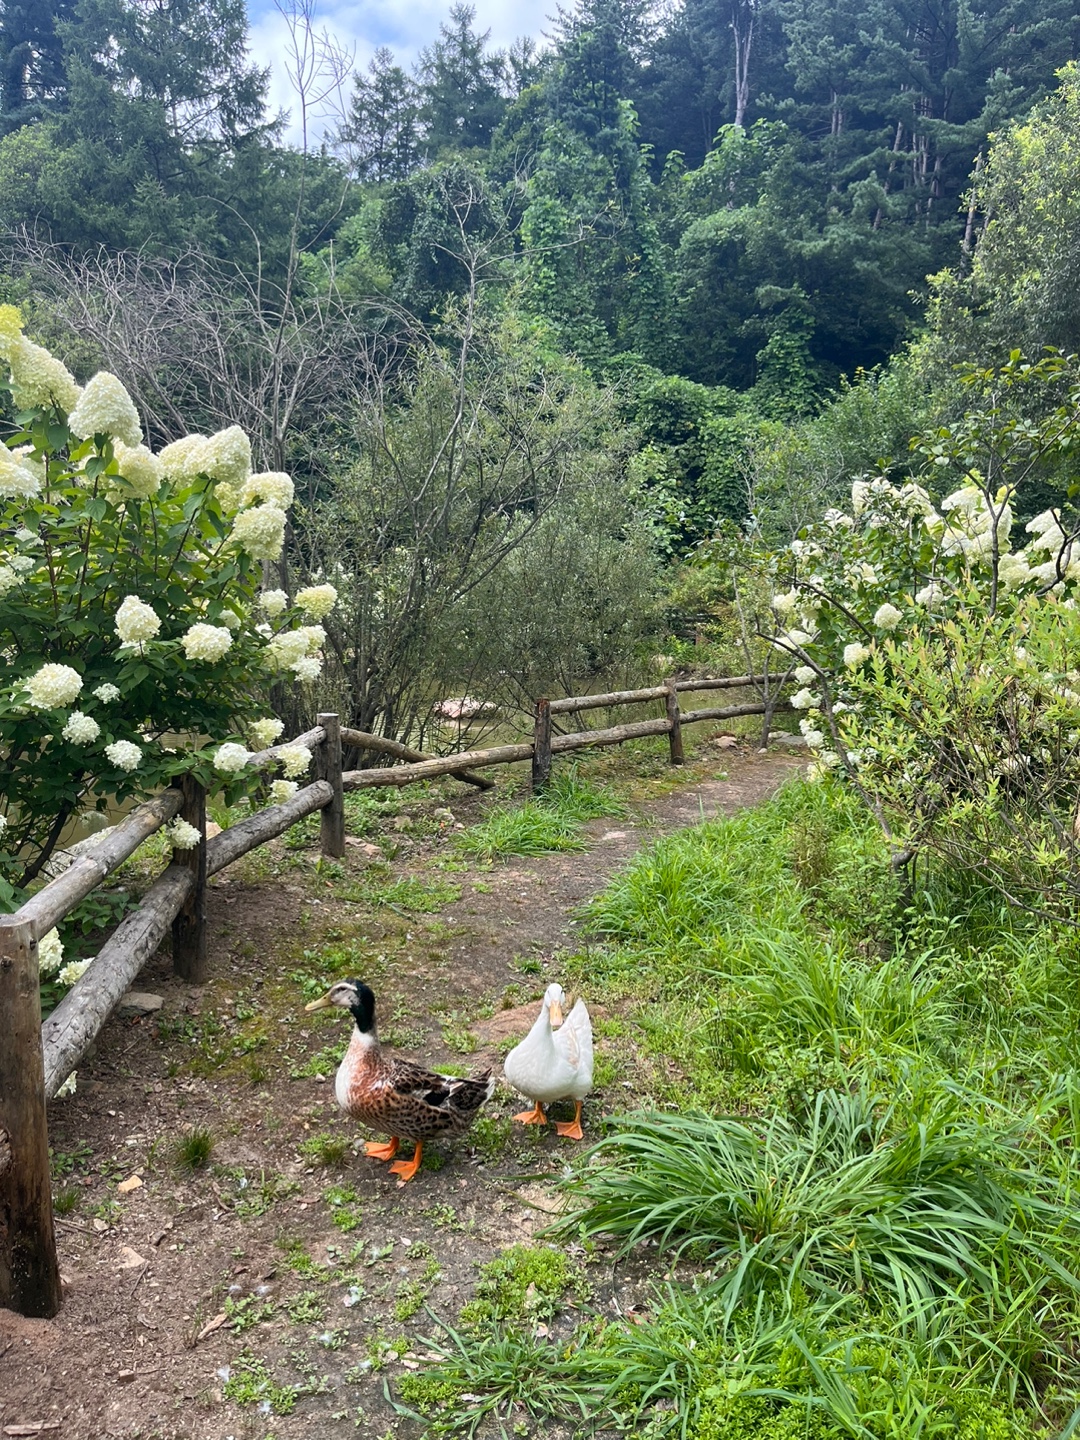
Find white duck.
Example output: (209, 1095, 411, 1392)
(503, 982, 593, 1140)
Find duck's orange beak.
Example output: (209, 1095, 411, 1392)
(305, 992, 333, 1012)
(549, 997, 564, 1026)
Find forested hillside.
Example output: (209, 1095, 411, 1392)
(2, 0, 1080, 731)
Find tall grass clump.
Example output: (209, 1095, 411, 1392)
(556, 1089, 1080, 1393)
(457, 767, 623, 860)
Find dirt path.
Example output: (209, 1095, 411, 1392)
(0, 746, 800, 1440)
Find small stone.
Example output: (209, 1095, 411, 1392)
(119, 992, 163, 1016)
(118, 1245, 147, 1269)
(117, 1175, 143, 1195)
(116, 1369, 137, 1384)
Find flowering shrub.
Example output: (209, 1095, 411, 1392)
(0, 309, 339, 888)
(739, 352, 1080, 913)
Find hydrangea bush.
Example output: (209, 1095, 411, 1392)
(0, 308, 338, 893)
(738, 351, 1080, 913)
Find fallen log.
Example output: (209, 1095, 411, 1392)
(680, 700, 793, 725)
(205, 781, 333, 876)
(17, 792, 184, 941)
(246, 726, 326, 773)
(550, 717, 673, 752)
(339, 729, 495, 790)
(343, 742, 534, 790)
(40, 865, 194, 1099)
(548, 685, 669, 715)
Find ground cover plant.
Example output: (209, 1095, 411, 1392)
(401, 777, 1080, 1437)
(456, 768, 626, 861)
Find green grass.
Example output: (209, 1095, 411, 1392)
(173, 1125, 215, 1171)
(341, 873, 462, 911)
(400, 776, 1080, 1438)
(456, 766, 624, 860)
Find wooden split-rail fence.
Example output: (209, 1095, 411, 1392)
(0, 674, 791, 1318)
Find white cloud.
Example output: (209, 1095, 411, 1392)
(246, 0, 552, 146)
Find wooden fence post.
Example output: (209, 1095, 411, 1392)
(665, 680, 685, 765)
(172, 774, 208, 984)
(532, 698, 552, 792)
(0, 915, 62, 1317)
(317, 713, 345, 859)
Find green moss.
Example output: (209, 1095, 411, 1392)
(459, 1244, 589, 1332)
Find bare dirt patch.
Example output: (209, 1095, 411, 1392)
(0, 743, 800, 1440)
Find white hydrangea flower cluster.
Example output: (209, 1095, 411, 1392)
(0, 446, 42, 499)
(295, 583, 338, 620)
(270, 779, 298, 805)
(93, 682, 121, 703)
(0, 562, 25, 595)
(62, 711, 100, 745)
(115, 595, 161, 645)
(105, 740, 142, 772)
(231, 503, 286, 562)
(38, 927, 64, 975)
(265, 624, 324, 678)
(69, 372, 142, 448)
(58, 958, 91, 986)
(159, 433, 209, 482)
(181, 622, 233, 662)
(277, 745, 311, 779)
(241, 471, 294, 509)
(250, 717, 284, 749)
(8, 336, 81, 413)
(55, 1072, 77, 1098)
(26, 663, 83, 709)
(165, 817, 202, 850)
(214, 742, 251, 774)
(111, 441, 164, 500)
(261, 589, 288, 617)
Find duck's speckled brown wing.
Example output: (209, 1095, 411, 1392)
(378, 1059, 494, 1141)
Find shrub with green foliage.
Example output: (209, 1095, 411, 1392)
(0, 306, 338, 893)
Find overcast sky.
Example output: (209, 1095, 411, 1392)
(246, 0, 554, 143)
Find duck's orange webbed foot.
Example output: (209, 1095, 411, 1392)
(389, 1142, 423, 1183)
(513, 1102, 548, 1125)
(365, 1137, 400, 1162)
(554, 1102, 584, 1141)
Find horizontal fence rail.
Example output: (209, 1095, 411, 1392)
(2, 669, 796, 1319)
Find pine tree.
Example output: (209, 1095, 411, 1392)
(0, 0, 75, 131)
(416, 3, 507, 157)
(341, 47, 420, 182)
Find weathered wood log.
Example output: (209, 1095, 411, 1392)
(41, 866, 194, 1101)
(0, 916, 62, 1316)
(205, 780, 333, 876)
(317, 714, 345, 860)
(532, 699, 552, 792)
(673, 674, 763, 693)
(679, 700, 794, 725)
(171, 775, 207, 984)
(246, 726, 326, 773)
(550, 717, 673, 753)
(665, 681, 684, 765)
(339, 729, 495, 790)
(16, 791, 184, 941)
(343, 743, 534, 789)
(545, 674, 777, 715)
(548, 685, 669, 715)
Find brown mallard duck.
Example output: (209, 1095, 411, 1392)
(304, 979, 494, 1182)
